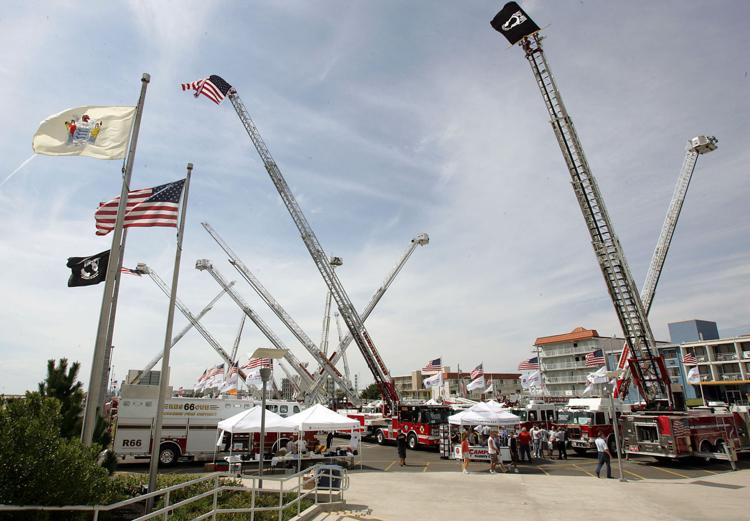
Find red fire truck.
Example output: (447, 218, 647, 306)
(374, 404, 453, 450)
(621, 404, 750, 461)
(510, 400, 559, 429)
(555, 398, 626, 455)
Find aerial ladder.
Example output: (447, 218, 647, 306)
(128, 263, 246, 383)
(127, 282, 232, 384)
(492, 2, 672, 407)
(201, 222, 358, 403)
(333, 311, 352, 385)
(614, 135, 718, 399)
(227, 314, 246, 377)
(195, 259, 322, 402)
(307, 233, 430, 397)
(225, 86, 400, 411)
(320, 257, 343, 357)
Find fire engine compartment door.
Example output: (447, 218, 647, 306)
(634, 422, 659, 443)
(115, 425, 151, 454)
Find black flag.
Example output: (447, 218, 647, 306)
(66, 250, 110, 287)
(490, 2, 540, 45)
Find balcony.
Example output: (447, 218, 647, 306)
(540, 346, 594, 357)
(718, 372, 744, 381)
(542, 361, 586, 371)
(715, 352, 738, 362)
(545, 375, 588, 384)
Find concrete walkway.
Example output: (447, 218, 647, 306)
(315, 468, 748, 521)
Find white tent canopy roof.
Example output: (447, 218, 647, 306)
(448, 407, 520, 426)
(217, 406, 293, 433)
(284, 403, 360, 432)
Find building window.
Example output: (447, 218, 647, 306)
(573, 343, 578, 347)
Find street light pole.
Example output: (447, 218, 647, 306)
(258, 366, 271, 487)
(604, 379, 626, 482)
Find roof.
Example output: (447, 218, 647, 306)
(534, 326, 599, 346)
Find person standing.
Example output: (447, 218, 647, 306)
(508, 433, 519, 473)
(531, 425, 542, 459)
(557, 427, 568, 460)
(595, 432, 613, 478)
(461, 432, 471, 474)
(396, 431, 407, 467)
(488, 430, 499, 474)
(537, 426, 548, 459)
(326, 431, 334, 451)
(548, 427, 557, 458)
(518, 427, 532, 463)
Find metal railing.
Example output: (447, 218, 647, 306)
(715, 352, 738, 361)
(540, 346, 594, 357)
(545, 375, 588, 384)
(0, 464, 347, 521)
(542, 361, 587, 371)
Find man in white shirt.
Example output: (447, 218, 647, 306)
(487, 430, 506, 474)
(594, 432, 612, 479)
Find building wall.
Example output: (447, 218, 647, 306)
(681, 336, 750, 405)
(668, 320, 719, 344)
(392, 370, 521, 401)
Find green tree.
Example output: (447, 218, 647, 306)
(359, 383, 381, 400)
(38, 358, 84, 439)
(0, 394, 113, 511)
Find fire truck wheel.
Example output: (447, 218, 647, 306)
(158, 444, 180, 467)
(407, 433, 418, 450)
(573, 448, 588, 456)
(376, 430, 385, 445)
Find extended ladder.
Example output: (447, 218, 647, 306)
(227, 90, 398, 410)
(509, 30, 671, 405)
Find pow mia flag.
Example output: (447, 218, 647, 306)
(491, 2, 540, 45)
(66, 250, 110, 287)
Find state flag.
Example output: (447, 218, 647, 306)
(32, 106, 135, 159)
(66, 250, 110, 287)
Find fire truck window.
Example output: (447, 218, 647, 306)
(400, 409, 417, 422)
(267, 405, 278, 412)
(280, 405, 288, 414)
(529, 411, 537, 421)
(293, 406, 300, 413)
(595, 413, 605, 424)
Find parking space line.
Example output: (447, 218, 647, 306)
(650, 465, 690, 479)
(623, 469, 646, 480)
(573, 464, 595, 477)
(423, 462, 430, 473)
(536, 465, 549, 476)
(384, 460, 397, 472)
(701, 469, 718, 475)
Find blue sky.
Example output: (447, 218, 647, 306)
(1, 1, 748, 394)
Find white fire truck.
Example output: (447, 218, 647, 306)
(113, 383, 301, 466)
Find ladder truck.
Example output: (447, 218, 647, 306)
(614, 135, 718, 400)
(493, 2, 745, 463)
(195, 259, 321, 401)
(201, 222, 358, 404)
(224, 85, 398, 412)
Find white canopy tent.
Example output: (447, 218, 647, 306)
(283, 403, 362, 472)
(448, 407, 520, 426)
(217, 406, 292, 433)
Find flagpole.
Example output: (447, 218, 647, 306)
(99, 228, 128, 406)
(147, 164, 193, 504)
(82, 73, 150, 446)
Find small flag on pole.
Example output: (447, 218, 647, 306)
(585, 349, 606, 367)
(242, 357, 272, 370)
(66, 250, 110, 287)
(518, 357, 539, 370)
(94, 179, 186, 236)
(682, 352, 698, 365)
(120, 267, 141, 276)
(422, 357, 442, 372)
(470, 363, 484, 380)
(181, 75, 233, 105)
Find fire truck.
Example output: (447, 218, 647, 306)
(555, 399, 628, 455)
(114, 383, 301, 466)
(374, 403, 453, 450)
(493, 1, 746, 465)
(510, 400, 559, 429)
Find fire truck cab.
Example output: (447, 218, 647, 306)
(375, 404, 452, 450)
(510, 400, 559, 429)
(556, 398, 626, 455)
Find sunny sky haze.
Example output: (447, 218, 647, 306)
(1, 1, 748, 394)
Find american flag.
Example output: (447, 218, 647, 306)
(242, 357, 272, 369)
(682, 352, 698, 365)
(470, 363, 484, 380)
(422, 358, 442, 372)
(585, 349, 606, 367)
(95, 179, 186, 236)
(181, 74, 233, 105)
(120, 267, 141, 276)
(518, 357, 539, 370)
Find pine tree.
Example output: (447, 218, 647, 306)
(38, 358, 84, 439)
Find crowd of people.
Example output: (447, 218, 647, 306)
(459, 424, 571, 475)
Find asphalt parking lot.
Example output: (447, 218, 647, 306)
(121, 437, 747, 481)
